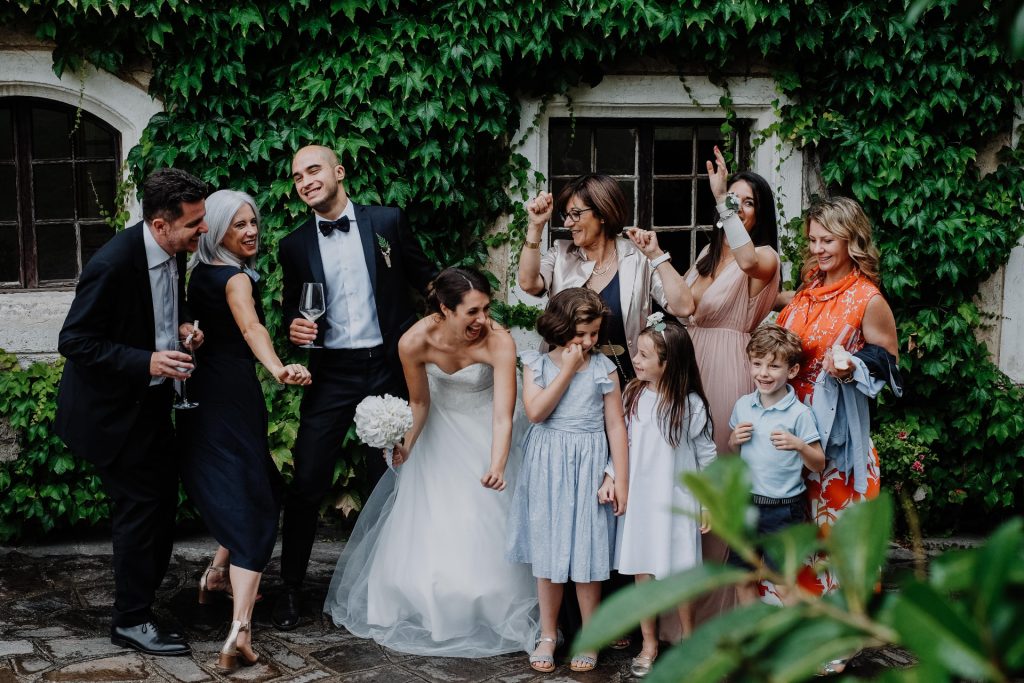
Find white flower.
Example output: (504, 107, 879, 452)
(354, 394, 414, 449)
(646, 311, 665, 330)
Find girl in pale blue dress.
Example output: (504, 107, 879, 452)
(507, 288, 630, 673)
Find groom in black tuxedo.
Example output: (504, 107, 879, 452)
(273, 145, 437, 630)
(55, 168, 208, 656)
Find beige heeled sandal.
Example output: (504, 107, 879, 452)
(216, 620, 259, 671)
(198, 564, 230, 605)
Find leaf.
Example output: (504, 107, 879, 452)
(760, 522, 821, 585)
(824, 492, 893, 614)
(972, 517, 1023, 623)
(882, 582, 1001, 681)
(681, 457, 756, 562)
(572, 563, 748, 653)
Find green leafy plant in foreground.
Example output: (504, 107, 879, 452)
(576, 457, 1024, 682)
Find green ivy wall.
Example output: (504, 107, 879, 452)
(1, 0, 1022, 540)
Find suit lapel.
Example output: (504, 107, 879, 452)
(302, 217, 328, 288)
(617, 237, 638, 325)
(354, 204, 378, 291)
(130, 223, 156, 341)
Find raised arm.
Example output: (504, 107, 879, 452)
(225, 273, 310, 385)
(522, 346, 584, 423)
(481, 331, 517, 491)
(517, 192, 553, 296)
(626, 228, 695, 318)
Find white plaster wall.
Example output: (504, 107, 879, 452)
(0, 49, 163, 357)
(509, 75, 802, 346)
(998, 238, 1024, 382)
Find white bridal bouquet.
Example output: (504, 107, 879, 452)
(354, 394, 414, 471)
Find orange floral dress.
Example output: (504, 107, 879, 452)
(775, 268, 882, 596)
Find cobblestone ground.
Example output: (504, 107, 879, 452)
(0, 535, 917, 682)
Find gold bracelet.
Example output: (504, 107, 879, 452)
(524, 240, 541, 249)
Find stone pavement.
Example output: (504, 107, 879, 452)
(0, 531, 916, 682)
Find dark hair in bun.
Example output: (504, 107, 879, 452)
(426, 267, 491, 315)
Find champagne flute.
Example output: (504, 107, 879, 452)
(299, 282, 325, 349)
(831, 324, 860, 371)
(173, 335, 198, 410)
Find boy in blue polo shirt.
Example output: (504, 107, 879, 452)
(728, 324, 825, 604)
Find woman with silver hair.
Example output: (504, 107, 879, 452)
(179, 189, 311, 671)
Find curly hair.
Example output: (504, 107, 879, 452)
(801, 196, 881, 285)
(746, 323, 803, 367)
(535, 287, 608, 347)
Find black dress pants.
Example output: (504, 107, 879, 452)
(95, 383, 177, 627)
(280, 348, 404, 588)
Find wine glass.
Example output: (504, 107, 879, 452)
(831, 324, 860, 371)
(299, 282, 325, 349)
(172, 338, 198, 410)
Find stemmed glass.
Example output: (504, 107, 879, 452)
(299, 282, 325, 349)
(831, 324, 860, 371)
(173, 337, 198, 410)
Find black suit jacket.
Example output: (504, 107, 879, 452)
(278, 204, 437, 373)
(55, 222, 188, 466)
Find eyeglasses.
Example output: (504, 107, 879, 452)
(558, 207, 594, 224)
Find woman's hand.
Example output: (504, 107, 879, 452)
(625, 228, 664, 259)
(389, 443, 410, 467)
(480, 467, 507, 491)
(526, 191, 554, 231)
(705, 144, 730, 204)
(822, 347, 855, 382)
(276, 363, 312, 385)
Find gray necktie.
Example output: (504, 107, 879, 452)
(159, 257, 178, 351)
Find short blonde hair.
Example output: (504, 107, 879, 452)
(801, 196, 881, 285)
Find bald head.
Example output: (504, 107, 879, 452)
(292, 145, 347, 216)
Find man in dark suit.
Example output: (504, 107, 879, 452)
(55, 168, 208, 656)
(273, 145, 437, 630)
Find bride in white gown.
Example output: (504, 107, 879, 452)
(324, 267, 538, 657)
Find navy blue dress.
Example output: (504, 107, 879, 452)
(180, 263, 282, 571)
(598, 272, 635, 384)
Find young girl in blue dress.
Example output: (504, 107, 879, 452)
(614, 314, 716, 677)
(507, 287, 630, 673)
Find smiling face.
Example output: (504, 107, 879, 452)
(749, 352, 798, 402)
(441, 289, 491, 342)
(221, 203, 259, 261)
(632, 332, 666, 384)
(563, 194, 606, 250)
(153, 199, 208, 254)
(807, 218, 853, 278)
(728, 179, 758, 232)
(292, 145, 347, 216)
(566, 317, 602, 353)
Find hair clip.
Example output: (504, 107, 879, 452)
(646, 312, 667, 335)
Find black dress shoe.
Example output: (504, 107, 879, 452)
(111, 621, 191, 656)
(272, 588, 302, 631)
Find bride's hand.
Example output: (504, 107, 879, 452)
(480, 468, 506, 491)
(389, 443, 410, 467)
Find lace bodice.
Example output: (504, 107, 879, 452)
(426, 363, 494, 412)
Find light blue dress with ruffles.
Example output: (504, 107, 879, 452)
(506, 350, 617, 583)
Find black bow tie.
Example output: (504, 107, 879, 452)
(318, 216, 350, 236)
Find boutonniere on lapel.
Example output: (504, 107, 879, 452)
(376, 234, 393, 268)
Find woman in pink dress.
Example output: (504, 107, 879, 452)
(684, 147, 781, 624)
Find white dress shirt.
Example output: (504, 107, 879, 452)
(315, 202, 383, 349)
(143, 223, 179, 385)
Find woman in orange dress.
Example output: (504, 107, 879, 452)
(776, 196, 899, 600)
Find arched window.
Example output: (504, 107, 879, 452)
(0, 97, 121, 288)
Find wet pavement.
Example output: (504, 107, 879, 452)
(0, 531, 917, 682)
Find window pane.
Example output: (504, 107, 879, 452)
(653, 179, 692, 226)
(0, 165, 16, 221)
(31, 108, 73, 160)
(653, 127, 693, 175)
(594, 127, 635, 175)
(0, 107, 12, 160)
(77, 163, 116, 219)
(695, 228, 712, 262)
(617, 180, 636, 227)
(78, 119, 116, 158)
(0, 225, 18, 282)
(81, 223, 114, 266)
(653, 231, 692, 274)
(696, 177, 716, 226)
(33, 164, 76, 220)
(549, 124, 590, 176)
(696, 126, 725, 170)
(36, 223, 78, 280)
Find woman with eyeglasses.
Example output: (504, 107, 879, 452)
(517, 173, 694, 386)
